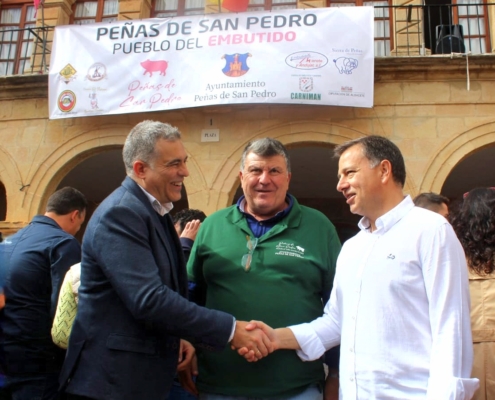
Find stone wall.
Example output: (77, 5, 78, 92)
(1, 55, 495, 234)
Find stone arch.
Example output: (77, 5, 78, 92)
(212, 121, 416, 209)
(25, 126, 207, 218)
(0, 146, 23, 221)
(419, 121, 495, 194)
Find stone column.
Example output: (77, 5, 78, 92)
(391, 0, 425, 56)
(119, 0, 152, 20)
(297, 0, 326, 8)
(28, 0, 75, 73)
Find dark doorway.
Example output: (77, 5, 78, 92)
(423, 0, 452, 53)
(441, 145, 495, 206)
(232, 144, 360, 244)
(0, 181, 6, 221)
(56, 149, 190, 241)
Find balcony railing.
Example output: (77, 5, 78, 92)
(0, 3, 493, 77)
(372, 2, 493, 57)
(0, 25, 53, 76)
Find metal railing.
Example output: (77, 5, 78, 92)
(373, 2, 493, 57)
(0, 3, 493, 77)
(0, 25, 53, 76)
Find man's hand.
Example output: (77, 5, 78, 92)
(177, 339, 195, 372)
(178, 354, 199, 396)
(180, 220, 201, 241)
(235, 320, 278, 362)
(230, 320, 274, 361)
(237, 320, 301, 361)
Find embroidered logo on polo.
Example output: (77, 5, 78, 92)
(275, 241, 305, 259)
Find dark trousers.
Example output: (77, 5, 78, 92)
(166, 380, 197, 400)
(7, 373, 60, 400)
(64, 395, 96, 400)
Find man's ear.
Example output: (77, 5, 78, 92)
(133, 160, 147, 179)
(69, 209, 80, 223)
(379, 160, 393, 184)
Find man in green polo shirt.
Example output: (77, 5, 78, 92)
(186, 138, 341, 400)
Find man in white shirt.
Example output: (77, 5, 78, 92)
(242, 135, 479, 399)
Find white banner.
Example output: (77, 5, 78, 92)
(48, 7, 374, 119)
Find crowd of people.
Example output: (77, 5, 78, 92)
(0, 120, 493, 400)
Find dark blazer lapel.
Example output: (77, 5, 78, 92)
(121, 177, 179, 289)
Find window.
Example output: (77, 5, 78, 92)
(71, 0, 118, 25)
(247, 0, 297, 11)
(456, 0, 491, 54)
(424, 0, 490, 55)
(0, 3, 36, 75)
(152, 0, 206, 17)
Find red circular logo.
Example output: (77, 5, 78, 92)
(58, 90, 76, 112)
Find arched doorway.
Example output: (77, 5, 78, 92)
(441, 144, 495, 205)
(232, 143, 360, 243)
(0, 181, 6, 221)
(56, 149, 126, 241)
(56, 148, 190, 240)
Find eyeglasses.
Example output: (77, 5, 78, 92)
(463, 187, 495, 198)
(241, 235, 258, 272)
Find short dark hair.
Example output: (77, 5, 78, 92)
(334, 135, 406, 187)
(46, 187, 87, 215)
(123, 120, 181, 175)
(172, 209, 207, 233)
(413, 192, 450, 210)
(241, 138, 291, 173)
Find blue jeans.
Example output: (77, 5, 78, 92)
(198, 384, 323, 400)
(7, 373, 60, 400)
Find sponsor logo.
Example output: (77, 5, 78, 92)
(58, 90, 76, 112)
(88, 91, 99, 110)
(290, 93, 322, 100)
(275, 241, 306, 259)
(221, 53, 252, 77)
(333, 57, 359, 75)
(58, 64, 77, 84)
(328, 86, 365, 98)
(285, 51, 328, 70)
(299, 77, 313, 92)
(86, 62, 107, 82)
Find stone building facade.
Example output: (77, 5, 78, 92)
(1, 0, 495, 237)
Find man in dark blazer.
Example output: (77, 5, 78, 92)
(60, 120, 271, 400)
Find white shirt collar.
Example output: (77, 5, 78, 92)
(358, 195, 413, 234)
(138, 185, 174, 216)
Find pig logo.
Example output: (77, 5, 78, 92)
(141, 59, 168, 77)
(221, 53, 251, 77)
(333, 57, 359, 75)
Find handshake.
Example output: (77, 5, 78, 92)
(178, 320, 299, 395)
(231, 320, 297, 362)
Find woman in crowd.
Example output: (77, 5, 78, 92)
(450, 187, 495, 400)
